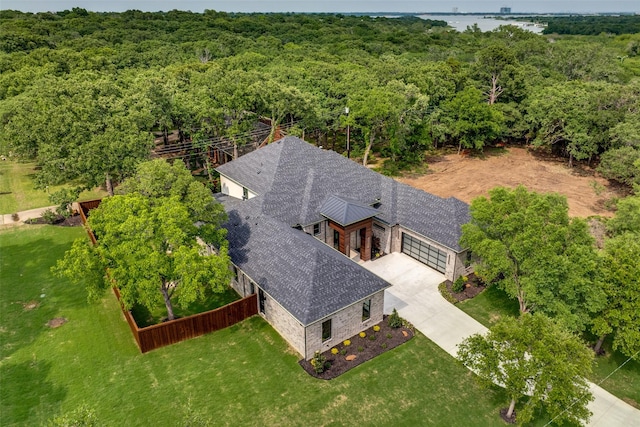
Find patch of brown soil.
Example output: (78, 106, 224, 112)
(22, 301, 39, 310)
(47, 317, 67, 328)
(500, 408, 517, 424)
(299, 315, 413, 380)
(399, 146, 628, 218)
(622, 397, 639, 408)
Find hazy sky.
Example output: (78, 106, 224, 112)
(2, 1, 638, 14)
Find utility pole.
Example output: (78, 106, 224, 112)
(345, 106, 350, 159)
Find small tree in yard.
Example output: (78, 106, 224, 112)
(53, 160, 232, 321)
(458, 314, 593, 425)
(49, 187, 82, 218)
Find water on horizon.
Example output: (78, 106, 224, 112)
(418, 14, 545, 33)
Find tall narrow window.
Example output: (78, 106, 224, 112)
(259, 289, 266, 314)
(333, 229, 340, 250)
(242, 187, 249, 200)
(322, 319, 332, 341)
(249, 281, 255, 295)
(362, 299, 371, 321)
(232, 266, 238, 281)
(313, 223, 320, 236)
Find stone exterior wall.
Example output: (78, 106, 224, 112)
(302, 220, 329, 244)
(372, 220, 391, 255)
(452, 250, 470, 280)
(260, 288, 307, 357)
(231, 260, 386, 360)
(230, 264, 256, 297)
(231, 264, 307, 357)
(303, 290, 385, 359)
(220, 175, 257, 200)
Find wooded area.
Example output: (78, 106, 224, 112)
(1, 9, 639, 189)
(542, 15, 640, 35)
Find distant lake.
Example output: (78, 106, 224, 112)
(417, 14, 545, 33)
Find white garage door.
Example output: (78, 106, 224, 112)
(401, 233, 447, 273)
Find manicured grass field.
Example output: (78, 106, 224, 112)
(1, 226, 560, 426)
(0, 161, 106, 214)
(456, 284, 520, 327)
(457, 285, 640, 408)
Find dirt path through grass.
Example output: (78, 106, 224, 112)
(399, 146, 628, 218)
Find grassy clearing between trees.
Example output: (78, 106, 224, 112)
(457, 285, 640, 408)
(0, 225, 560, 426)
(0, 161, 106, 214)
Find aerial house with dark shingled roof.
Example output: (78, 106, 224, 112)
(216, 136, 470, 359)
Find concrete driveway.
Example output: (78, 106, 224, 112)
(363, 252, 486, 357)
(362, 252, 640, 427)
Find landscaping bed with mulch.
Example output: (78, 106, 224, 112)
(439, 273, 486, 303)
(25, 213, 83, 227)
(299, 314, 414, 380)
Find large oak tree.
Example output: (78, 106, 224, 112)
(460, 186, 604, 332)
(53, 160, 231, 321)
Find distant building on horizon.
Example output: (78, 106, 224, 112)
(500, 6, 512, 14)
(452, 7, 458, 14)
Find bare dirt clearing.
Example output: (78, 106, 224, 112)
(398, 146, 628, 218)
(47, 317, 67, 328)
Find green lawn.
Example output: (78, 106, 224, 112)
(0, 226, 561, 426)
(130, 287, 241, 327)
(456, 284, 520, 327)
(457, 285, 640, 408)
(0, 161, 106, 214)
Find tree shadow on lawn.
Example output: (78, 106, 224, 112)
(0, 359, 66, 425)
(457, 284, 520, 327)
(130, 286, 241, 327)
(0, 228, 87, 360)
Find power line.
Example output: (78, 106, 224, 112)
(152, 120, 301, 158)
(542, 350, 639, 427)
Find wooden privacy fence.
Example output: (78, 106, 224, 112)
(79, 198, 257, 353)
(78, 199, 101, 245)
(113, 288, 258, 353)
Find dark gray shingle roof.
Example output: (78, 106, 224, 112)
(216, 136, 469, 251)
(218, 195, 390, 325)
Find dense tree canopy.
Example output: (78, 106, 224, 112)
(0, 10, 638, 183)
(592, 233, 640, 359)
(542, 15, 640, 36)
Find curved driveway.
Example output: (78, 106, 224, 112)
(363, 252, 640, 427)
